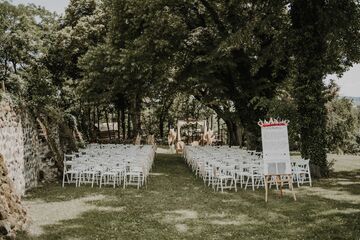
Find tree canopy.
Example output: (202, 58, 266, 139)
(1, 0, 360, 176)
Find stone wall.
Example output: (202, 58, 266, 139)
(0, 94, 57, 195)
(0, 95, 25, 196)
(0, 154, 27, 239)
(22, 113, 58, 189)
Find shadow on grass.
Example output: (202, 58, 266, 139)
(312, 169, 360, 195)
(18, 154, 360, 240)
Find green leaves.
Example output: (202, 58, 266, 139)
(291, 0, 360, 176)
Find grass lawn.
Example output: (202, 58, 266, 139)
(18, 154, 360, 240)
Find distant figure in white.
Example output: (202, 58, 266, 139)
(146, 134, 155, 145)
(204, 129, 216, 145)
(168, 128, 177, 153)
(134, 134, 141, 145)
(176, 141, 185, 154)
(168, 128, 177, 146)
(199, 129, 215, 146)
(191, 141, 199, 146)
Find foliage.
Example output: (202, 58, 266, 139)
(101, 0, 294, 147)
(268, 98, 300, 151)
(0, 1, 57, 90)
(0, 1, 86, 165)
(326, 97, 360, 154)
(290, 0, 360, 176)
(1, 0, 360, 177)
(174, 0, 293, 147)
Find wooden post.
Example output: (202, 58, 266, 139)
(265, 176, 269, 203)
(1, 81, 5, 92)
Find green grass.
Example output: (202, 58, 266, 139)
(18, 154, 360, 240)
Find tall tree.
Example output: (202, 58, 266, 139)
(105, 0, 187, 137)
(291, 0, 360, 176)
(171, 0, 292, 147)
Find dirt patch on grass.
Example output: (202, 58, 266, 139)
(336, 181, 359, 186)
(302, 187, 360, 204)
(266, 212, 288, 221)
(24, 195, 125, 236)
(210, 220, 242, 226)
(208, 212, 227, 218)
(150, 191, 161, 194)
(318, 208, 360, 216)
(221, 199, 253, 207)
(162, 209, 198, 223)
(208, 213, 257, 226)
(150, 173, 168, 176)
(221, 199, 237, 203)
(175, 223, 188, 233)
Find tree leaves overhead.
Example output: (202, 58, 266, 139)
(1, 0, 360, 161)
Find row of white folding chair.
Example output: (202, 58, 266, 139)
(185, 146, 264, 192)
(63, 160, 143, 188)
(62, 148, 155, 188)
(66, 155, 124, 187)
(186, 147, 312, 191)
(291, 159, 312, 186)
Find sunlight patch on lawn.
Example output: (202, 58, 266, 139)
(324, 178, 360, 186)
(266, 211, 288, 221)
(24, 195, 125, 236)
(208, 212, 227, 218)
(175, 223, 188, 233)
(209, 214, 258, 226)
(149, 173, 168, 176)
(318, 208, 360, 216)
(302, 187, 360, 204)
(221, 199, 253, 207)
(150, 191, 161, 194)
(336, 181, 359, 186)
(210, 220, 242, 226)
(161, 209, 198, 223)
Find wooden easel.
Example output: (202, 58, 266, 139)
(264, 174, 296, 202)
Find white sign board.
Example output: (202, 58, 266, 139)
(260, 123, 291, 175)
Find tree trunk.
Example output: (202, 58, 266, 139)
(117, 109, 121, 141)
(159, 117, 164, 140)
(127, 111, 131, 139)
(121, 107, 126, 140)
(224, 119, 243, 147)
(87, 106, 91, 140)
(112, 111, 115, 140)
(92, 105, 96, 141)
(130, 95, 142, 138)
(37, 117, 66, 174)
(291, 0, 329, 177)
(97, 107, 100, 142)
(218, 117, 222, 144)
(105, 109, 112, 141)
(295, 72, 328, 177)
